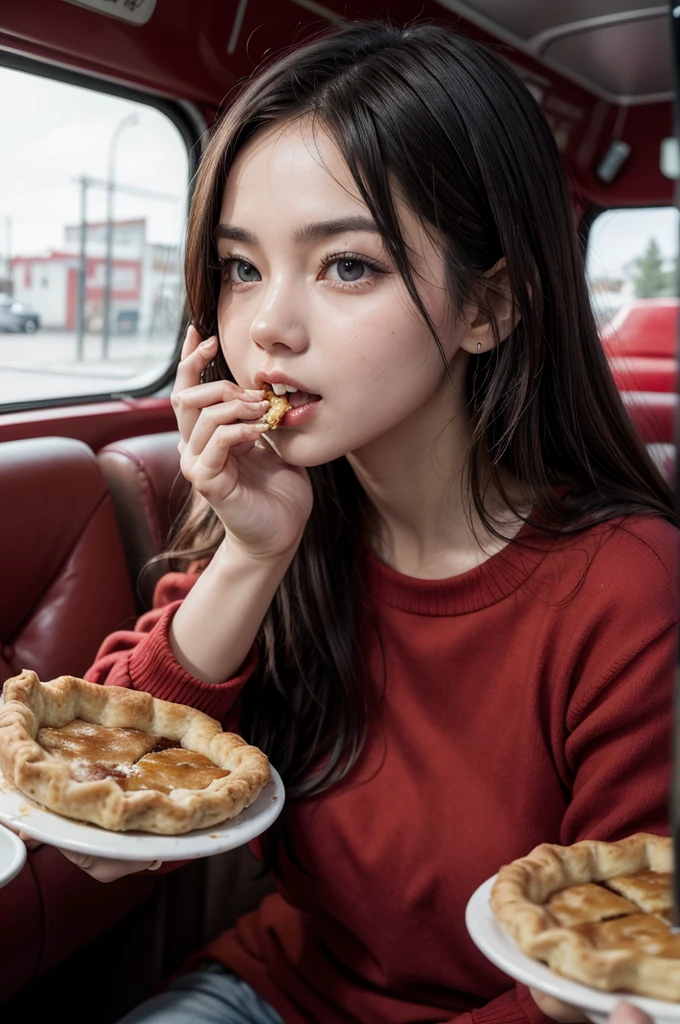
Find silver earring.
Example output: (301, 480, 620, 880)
(476, 342, 482, 353)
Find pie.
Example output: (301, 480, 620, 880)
(489, 832, 680, 1000)
(0, 670, 271, 834)
(261, 386, 291, 430)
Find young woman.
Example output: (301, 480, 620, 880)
(57, 18, 679, 1024)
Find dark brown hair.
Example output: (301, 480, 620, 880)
(167, 19, 675, 870)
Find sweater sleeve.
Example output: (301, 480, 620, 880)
(84, 570, 258, 723)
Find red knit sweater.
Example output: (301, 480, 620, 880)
(86, 516, 679, 1024)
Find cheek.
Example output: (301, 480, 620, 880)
(217, 291, 251, 367)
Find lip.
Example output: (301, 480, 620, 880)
(279, 396, 322, 428)
(254, 369, 318, 395)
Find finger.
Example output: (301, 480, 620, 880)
(179, 322, 204, 360)
(185, 421, 268, 493)
(529, 989, 587, 1024)
(230, 437, 261, 458)
(174, 380, 263, 413)
(18, 830, 42, 850)
(186, 399, 269, 457)
(58, 847, 159, 883)
(173, 334, 219, 396)
(610, 1003, 653, 1024)
(172, 383, 265, 442)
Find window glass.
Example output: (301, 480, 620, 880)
(0, 65, 190, 405)
(586, 207, 679, 333)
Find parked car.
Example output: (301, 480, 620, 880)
(600, 298, 678, 393)
(0, 295, 40, 334)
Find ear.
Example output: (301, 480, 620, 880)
(458, 258, 520, 356)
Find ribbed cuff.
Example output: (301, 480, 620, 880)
(128, 602, 258, 721)
(468, 987, 532, 1024)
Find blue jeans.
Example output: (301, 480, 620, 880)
(116, 964, 285, 1024)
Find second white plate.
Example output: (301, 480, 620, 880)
(466, 875, 680, 1024)
(0, 823, 27, 887)
(0, 765, 284, 861)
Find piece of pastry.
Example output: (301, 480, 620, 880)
(261, 386, 291, 430)
(489, 833, 680, 1000)
(0, 670, 271, 834)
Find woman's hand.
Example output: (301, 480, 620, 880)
(172, 325, 313, 561)
(57, 848, 163, 883)
(3, 821, 162, 881)
(2, 822, 158, 881)
(530, 989, 652, 1024)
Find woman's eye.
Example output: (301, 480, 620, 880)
(326, 258, 371, 284)
(225, 260, 261, 284)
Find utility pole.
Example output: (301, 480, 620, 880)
(75, 176, 89, 361)
(102, 113, 138, 359)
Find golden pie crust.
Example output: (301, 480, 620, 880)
(0, 670, 271, 834)
(261, 387, 291, 430)
(490, 833, 680, 1000)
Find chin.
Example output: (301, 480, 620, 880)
(273, 433, 354, 467)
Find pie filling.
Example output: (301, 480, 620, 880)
(544, 871, 677, 958)
(37, 719, 230, 795)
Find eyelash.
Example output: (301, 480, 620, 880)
(215, 251, 387, 291)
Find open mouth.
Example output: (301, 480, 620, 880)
(286, 390, 322, 409)
(261, 383, 322, 430)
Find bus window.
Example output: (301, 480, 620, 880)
(587, 206, 679, 354)
(0, 64, 191, 406)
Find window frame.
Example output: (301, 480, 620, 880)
(0, 49, 204, 413)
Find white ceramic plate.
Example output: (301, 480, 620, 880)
(0, 823, 27, 887)
(466, 875, 680, 1024)
(0, 765, 284, 862)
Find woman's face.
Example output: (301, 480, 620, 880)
(215, 118, 472, 466)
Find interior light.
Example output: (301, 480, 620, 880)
(661, 137, 680, 180)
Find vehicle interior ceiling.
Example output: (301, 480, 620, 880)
(0, 1, 676, 1022)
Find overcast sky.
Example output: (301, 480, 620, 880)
(1, 63, 677, 281)
(0, 65, 192, 257)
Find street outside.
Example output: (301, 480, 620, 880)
(0, 328, 178, 402)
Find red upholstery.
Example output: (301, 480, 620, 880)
(0, 437, 137, 683)
(0, 437, 157, 1005)
(98, 431, 189, 611)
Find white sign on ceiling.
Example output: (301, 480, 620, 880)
(61, 0, 157, 25)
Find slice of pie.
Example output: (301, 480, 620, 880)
(489, 833, 680, 1001)
(0, 670, 271, 835)
(261, 386, 291, 430)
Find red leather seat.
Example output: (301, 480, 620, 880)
(98, 431, 190, 612)
(0, 437, 159, 1016)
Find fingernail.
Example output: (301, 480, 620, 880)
(244, 389, 265, 398)
(200, 337, 217, 350)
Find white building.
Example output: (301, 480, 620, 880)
(11, 218, 182, 334)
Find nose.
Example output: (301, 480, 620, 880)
(249, 276, 308, 353)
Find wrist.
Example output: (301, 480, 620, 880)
(216, 534, 302, 573)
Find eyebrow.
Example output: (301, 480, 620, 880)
(213, 215, 381, 247)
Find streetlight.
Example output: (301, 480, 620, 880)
(102, 112, 138, 358)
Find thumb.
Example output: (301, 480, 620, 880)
(609, 1002, 652, 1024)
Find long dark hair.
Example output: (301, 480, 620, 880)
(170, 19, 675, 869)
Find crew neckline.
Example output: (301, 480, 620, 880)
(363, 519, 556, 615)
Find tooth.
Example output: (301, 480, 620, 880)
(285, 385, 298, 393)
(270, 383, 288, 396)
